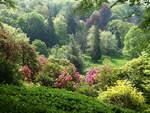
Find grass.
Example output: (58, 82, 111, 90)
(84, 55, 130, 72)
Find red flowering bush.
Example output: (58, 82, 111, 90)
(19, 66, 32, 82)
(55, 66, 81, 90)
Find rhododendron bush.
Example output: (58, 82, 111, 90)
(55, 66, 81, 90)
(19, 66, 32, 82)
(35, 57, 81, 90)
(85, 65, 114, 90)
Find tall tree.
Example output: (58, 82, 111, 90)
(123, 26, 150, 58)
(87, 25, 101, 62)
(107, 20, 134, 49)
(53, 15, 69, 45)
(66, 35, 84, 73)
(86, 4, 111, 30)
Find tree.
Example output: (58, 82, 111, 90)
(64, 6, 78, 34)
(87, 25, 101, 62)
(123, 26, 150, 58)
(107, 20, 134, 50)
(53, 15, 69, 45)
(0, 9, 19, 27)
(100, 31, 118, 56)
(86, 4, 111, 30)
(17, 12, 57, 47)
(32, 39, 49, 57)
(0, 0, 16, 8)
(74, 20, 87, 53)
(66, 36, 84, 73)
(111, 4, 144, 24)
(76, 0, 150, 30)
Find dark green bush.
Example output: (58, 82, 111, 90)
(0, 85, 136, 113)
(76, 85, 98, 97)
(0, 57, 21, 85)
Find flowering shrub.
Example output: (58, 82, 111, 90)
(38, 55, 48, 66)
(85, 68, 99, 85)
(98, 80, 146, 110)
(19, 66, 32, 82)
(55, 66, 81, 90)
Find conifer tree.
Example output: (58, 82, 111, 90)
(87, 25, 101, 62)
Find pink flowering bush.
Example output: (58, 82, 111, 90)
(38, 55, 48, 66)
(19, 66, 32, 82)
(55, 66, 81, 91)
(85, 68, 99, 85)
(85, 65, 114, 91)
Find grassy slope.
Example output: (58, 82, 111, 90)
(0, 85, 136, 113)
(84, 55, 130, 72)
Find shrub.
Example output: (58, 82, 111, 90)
(0, 57, 21, 85)
(76, 85, 98, 97)
(98, 80, 145, 110)
(85, 65, 115, 91)
(113, 56, 150, 103)
(35, 62, 62, 86)
(0, 85, 136, 113)
(54, 66, 81, 91)
(0, 28, 39, 77)
(19, 66, 32, 82)
(48, 57, 73, 66)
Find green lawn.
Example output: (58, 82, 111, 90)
(84, 55, 130, 72)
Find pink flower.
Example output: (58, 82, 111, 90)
(85, 68, 99, 85)
(38, 55, 47, 66)
(19, 66, 32, 82)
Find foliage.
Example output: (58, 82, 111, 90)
(0, 23, 29, 41)
(0, 9, 19, 27)
(74, 20, 87, 52)
(87, 25, 101, 62)
(49, 45, 68, 59)
(35, 62, 62, 86)
(0, 27, 39, 77)
(19, 66, 32, 82)
(32, 39, 49, 57)
(98, 80, 146, 110)
(111, 4, 144, 24)
(66, 37, 84, 73)
(53, 15, 69, 45)
(35, 57, 81, 90)
(0, 0, 16, 8)
(48, 57, 73, 67)
(85, 64, 114, 91)
(86, 4, 111, 30)
(107, 20, 134, 49)
(76, 84, 98, 97)
(113, 56, 150, 103)
(17, 12, 57, 47)
(0, 85, 136, 113)
(123, 26, 150, 57)
(100, 31, 118, 56)
(55, 66, 81, 91)
(0, 57, 21, 85)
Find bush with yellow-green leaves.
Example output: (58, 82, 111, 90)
(98, 80, 145, 111)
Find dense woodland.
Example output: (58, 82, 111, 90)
(0, 0, 150, 113)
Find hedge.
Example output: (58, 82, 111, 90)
(0, 85, 136, 113)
